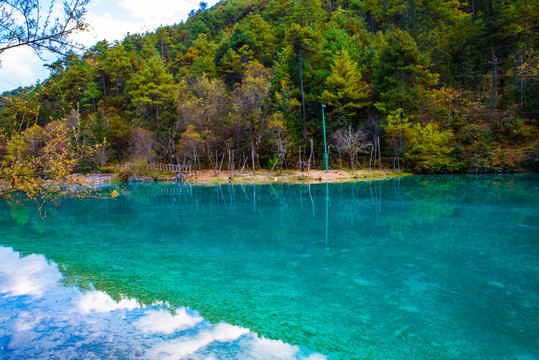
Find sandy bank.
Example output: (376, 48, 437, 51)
(77, 169, 403, 187)
(186, 169, 401, 184)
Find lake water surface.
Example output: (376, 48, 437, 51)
(1, 175, 538, 359)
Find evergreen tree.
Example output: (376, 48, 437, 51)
(374, 29, 438, 117)
(127, 56, 177, 129)
(323, 49, 372, 125)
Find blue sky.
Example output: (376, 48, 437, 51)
(0, 0, 219, 92)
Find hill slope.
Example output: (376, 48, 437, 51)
(1, 0, 538, 173)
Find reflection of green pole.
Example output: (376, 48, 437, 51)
(325, 182, 329, 250)
(322, 103, 328, 172)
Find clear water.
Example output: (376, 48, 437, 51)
(1, 175, 538, 359)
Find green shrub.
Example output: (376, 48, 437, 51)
(511, 117, 536, 142)
(130, 159, 160, 179)
(76, 157, 96, 174)
(97, 165, 114, 174)
(460, 123, 493, 145)
(267, 155, 279, 169)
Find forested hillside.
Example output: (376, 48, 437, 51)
(1, 0, 538, 174)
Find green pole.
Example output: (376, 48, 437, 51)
(322, 103, 328, 172)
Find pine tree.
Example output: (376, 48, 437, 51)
(127, 56, 177, 129)
(323, 49, 372, 117)
(374, 29, 438, 116)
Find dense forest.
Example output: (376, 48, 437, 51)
(1, 0, 538, 174)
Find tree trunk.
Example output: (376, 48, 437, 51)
(447, 96, 451, 128)
(228, 149, 233, 177)
(102, 73, 107, 98)
(493, 52, 498, 108)
(299, 44, 306, 123)
(393, 147, 396, 171)
(369, 145, 373, 172)
(308, 139, 313, 172)
(489, 74, 493, 107)
(299, 146, 302, 171)
(373, 139, 377, 170)
(231, 149, 235, 177)
(161, 38, 164, 59)
(206, 149, 217, 176)
(252, 148, 256, 176)
(377, 137, 382, 170)
(218, 153, 225, 179)
(269, 156, 279, 176)
(240, 157, 248, 175)
(520, 53, 524, 110)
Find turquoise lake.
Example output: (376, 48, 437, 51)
(0, 175, 538, 359)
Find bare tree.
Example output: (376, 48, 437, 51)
(131, 128, 157, 163)
(332, 126, 370, 170)
(385, 110, 411, 171)
(0, 0, 89, 58)
(268, 112, 291, 176)
(177, 77, 230, 175)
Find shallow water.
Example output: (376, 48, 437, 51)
(1, 175, 538, 359)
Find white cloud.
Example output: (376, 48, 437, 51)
(144, 324, 327, 360)
(15, 311, 44, 332)
(146, 322, 249, 359)
(76, 0, 219, 46)
(76, 290, 140, 313)
(74, 11, 141, 46)
(0, 47, 51, 92)
(0, 0, 219, 92)
(118, 0, 201, 25)
(136, 307, 203, 334)
(245, 336, 302, 360)
(0, 247, 61, 297)
(213, 322, 250, 342)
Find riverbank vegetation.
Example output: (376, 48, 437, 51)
(1, 0, 538, 182)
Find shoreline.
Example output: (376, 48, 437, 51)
(81, 169, 406, 187)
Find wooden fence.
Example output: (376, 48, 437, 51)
(117, 163, 191, 174)
(149, 164, 191, 174)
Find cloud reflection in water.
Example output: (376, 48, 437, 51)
(0, 246, 327, 359)
(0, 247, 61, 297)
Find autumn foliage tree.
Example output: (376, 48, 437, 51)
(232, 61, 273, 174)
(0, 120, 102, 209)
(405, 122, 458, 173)
(178, 125, 204, 177)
